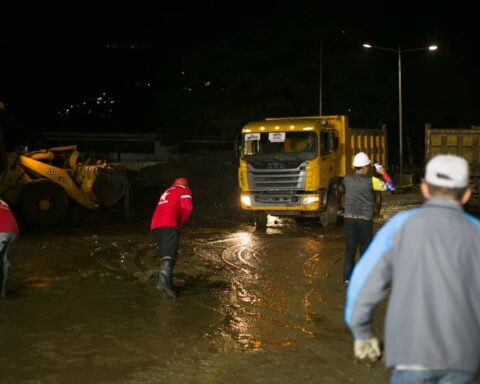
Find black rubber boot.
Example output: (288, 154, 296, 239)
(157, 257, 178, 298)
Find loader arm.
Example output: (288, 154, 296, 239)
(19, 155, 99, 209)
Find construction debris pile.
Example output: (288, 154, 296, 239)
(130, 149, 250, 228)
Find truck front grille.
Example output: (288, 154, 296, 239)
(247, 162, 306, 191)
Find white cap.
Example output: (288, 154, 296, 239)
(425, 154, 469, 188)
(352, 152, 371, 167)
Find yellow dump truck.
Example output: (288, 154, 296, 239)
(238, 115, 387, 228)
(425, 123, 480, 202)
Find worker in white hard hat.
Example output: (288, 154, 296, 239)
(342, 152, 395, 286)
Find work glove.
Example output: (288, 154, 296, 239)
(354, 337, 381, 361)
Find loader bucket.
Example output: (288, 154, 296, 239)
(92, 167, 129, 207)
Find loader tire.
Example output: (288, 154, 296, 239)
(20, 181, 70, 227)
(320, 193, 338, 229)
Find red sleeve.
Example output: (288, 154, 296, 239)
(382, 172, 392, 184)
(180, 187, 193, 224)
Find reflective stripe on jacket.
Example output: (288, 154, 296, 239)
(150, 184, 193, 230)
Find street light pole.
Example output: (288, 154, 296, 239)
(397, 47, 403, 175)
(319, 40, 323, 115)
(362, 43, 438, 176)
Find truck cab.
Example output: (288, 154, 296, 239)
(238, 115, 387, 229)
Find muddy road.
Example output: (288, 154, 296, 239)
(0, 190, 425, 383)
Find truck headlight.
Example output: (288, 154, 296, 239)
(303, 196, 319, 205)
(241, 195, 252, 207)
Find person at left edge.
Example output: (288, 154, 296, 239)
(150, 177, 193, 298)
(0, 198, 19, 298)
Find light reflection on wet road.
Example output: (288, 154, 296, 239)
(0, 191, 424, 383)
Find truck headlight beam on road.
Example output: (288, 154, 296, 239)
(362, 43, 438, 176)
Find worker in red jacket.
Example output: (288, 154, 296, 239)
(150, 177, 193, 298)
(0, 199, 19, 298)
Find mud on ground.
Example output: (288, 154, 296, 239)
(0, 150, 436, 384)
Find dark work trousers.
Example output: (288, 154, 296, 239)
(152, 227, 179, 264)
(343, 218, 373, 282)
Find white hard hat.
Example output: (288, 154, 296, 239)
(352, 152, 371, 167)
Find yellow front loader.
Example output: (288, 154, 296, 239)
(0, 145, 129, 226)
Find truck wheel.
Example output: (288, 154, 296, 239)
(320, 193, 338, 229)
(254, 211, 267, 230)
(20, 181, 70, 227)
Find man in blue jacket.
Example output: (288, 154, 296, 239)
(345, 154, 480, 383)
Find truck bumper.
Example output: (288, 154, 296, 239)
(240, 192, 322, 214)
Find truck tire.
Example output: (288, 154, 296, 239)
(320, 193, 338, 229)
(20, 181, 70, 227)
(254, 211, 267, 230)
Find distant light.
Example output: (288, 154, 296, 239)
(243, 129, 252, 133)
(275, 126, 280, 130)
(289, 125, 295, 129)
(147, 83, 151, 87)
(363, 43, 372, 48)
(303, 127, 314, 131)
(428, 45, 438, 51)
(204, 81, 211, 86)
(260, 126, 265, 131)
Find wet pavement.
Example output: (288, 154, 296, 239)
(0, 191, 425, 383)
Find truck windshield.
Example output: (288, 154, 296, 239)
(241, 131, 317, 160)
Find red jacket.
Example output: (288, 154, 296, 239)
(150, 184, 193, 230)
(0, 199, 19, 233)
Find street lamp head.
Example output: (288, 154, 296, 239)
(361, 41, 438, 176)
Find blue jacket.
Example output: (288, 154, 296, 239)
(345, 197, 480, 372)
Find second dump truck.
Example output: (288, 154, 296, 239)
(237, 115, 387, 228)
(425, 123, 480, 206)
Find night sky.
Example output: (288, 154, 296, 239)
(1, 1, 478, 164)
